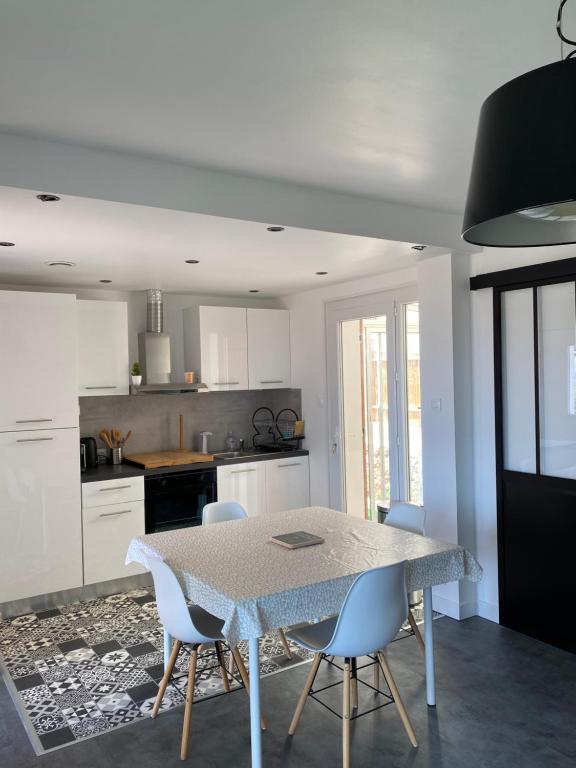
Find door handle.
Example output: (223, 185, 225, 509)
(230, 468, 257, 474)
(84, 386, 118, 390)
(213, 381, 240, 386)
(15, 419, 53, 423)
(259, 380, 283, 384)
(278, 462, 301, 468)
(98, 485, 133, 492)
(16, 437, 54, 443)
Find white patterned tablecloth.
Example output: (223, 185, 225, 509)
(126, 506, 482, 646)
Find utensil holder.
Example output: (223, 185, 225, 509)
(110, 447, 123, 465)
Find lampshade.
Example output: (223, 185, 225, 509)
(462, 59, 576, 247)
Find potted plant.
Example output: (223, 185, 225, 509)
(131, 362, 142, 386)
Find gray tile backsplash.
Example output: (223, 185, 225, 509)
(79, 389, 302, 454)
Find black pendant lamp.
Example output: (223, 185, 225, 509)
(463, 1, 576, 247)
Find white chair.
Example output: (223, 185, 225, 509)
(202, 500, 293, 660)
(384, 501, 426, 655)
(287, 562, 417, 767)
(202, 500, 247, 525)
(145, 554, 266, 761)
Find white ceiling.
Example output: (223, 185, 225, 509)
(0, 0, 563, 214)
(0, 185, 437, 295)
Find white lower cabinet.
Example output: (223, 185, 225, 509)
(0, 428, 83, 604)
(82, 476, 145, 585)
(217, 456, 309, 515)
(82, 500, 145, 585)
(265, 457, 311, 514)
(217, 462, 267, 516)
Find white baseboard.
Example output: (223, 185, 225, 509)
(476, 599, 499, 623)
(431, 593, 478, 620)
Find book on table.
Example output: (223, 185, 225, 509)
(270, 531, 325, 549)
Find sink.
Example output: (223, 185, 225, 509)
(213, 450, 263, 460)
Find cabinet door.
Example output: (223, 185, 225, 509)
(247, 308, 291, 389)
(77, 300, 129, 396)
(82, 501, 145, 585)
(0, 291, 78, 431)
(266, 457, 310, 514)
(200, 306, 248, 390)
(0, 428, 83, 603)
(217, 462, 266, 516)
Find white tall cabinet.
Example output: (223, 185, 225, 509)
(0, 291, 82, 605)
(0, 291, 78, 431)
(183, 305, 291, 390)
(77, 299, 129, 396)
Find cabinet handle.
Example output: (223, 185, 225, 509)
(230, 468, 257, 474)
(213, 381, 240, 386)
(98, 485, 133, 492)
(15, 418, 53, 423)
(16, 437, 54, 443)
(277, 462, 301, 468)
(99, 509, 132, 518)
(260, 380, 284, 384)
(84, 386, 118, 390)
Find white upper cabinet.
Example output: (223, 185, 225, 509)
(0, 291, 78, 431)
(184, 305, 249, 391)
(184, 305, 291, 391)
(77, 300, 129, 396)
(247, 308, 291, 389)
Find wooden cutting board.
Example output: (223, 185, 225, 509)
(124, 450, 215, 469)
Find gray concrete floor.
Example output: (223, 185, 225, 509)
(2, 617, 575, 768)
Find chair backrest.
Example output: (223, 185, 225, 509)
(144, 554, 209, 644)
(385, 501, 426, 536)
(324, 562, 408, 658)
(202, 500, 248, 525)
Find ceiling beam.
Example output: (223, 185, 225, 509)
(0, 131, 473, 252)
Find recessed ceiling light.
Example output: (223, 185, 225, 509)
(315, 271, 328, 275)
(249, 289, 260, 293)
(411, 245, 426, 251)
(37, 193, 61, 202)
(185, 259, 199, 264)
(45, 260, 75, 268)
(0, 241, 15, 247)
(99, 279, 112, 284)
(266, 226, 284, 232)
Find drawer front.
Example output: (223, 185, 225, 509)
(82, 476, 144, 508)
(82, 500, 145, 585)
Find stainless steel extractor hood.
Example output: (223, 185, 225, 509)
(135, 289, 206, 394)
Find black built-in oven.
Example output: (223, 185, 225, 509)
(144, 468, 217, 533)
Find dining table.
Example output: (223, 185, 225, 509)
(126, 506, 482, 768)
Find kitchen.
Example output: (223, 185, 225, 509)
(0, 284, 310, 613)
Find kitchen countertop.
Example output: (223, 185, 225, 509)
(81, 448, 309, 482)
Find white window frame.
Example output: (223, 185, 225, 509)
(325, 286, 418, 513)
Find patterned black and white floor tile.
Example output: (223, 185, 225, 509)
(0, 588, 312, 754)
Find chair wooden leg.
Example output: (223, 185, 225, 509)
(377, 652, 418, 748)
(151, 639, 182, 719)
(373, 654, 379, 689)
(278, 628, 293, 659)
(214, 641, 230, 693)
(342, 658, 351, 768)
(351, 657, 358, 710)
(288, 652, 323, 735)
(407, 610, 425, 655)
(230, 646, 267, 731)
(228, 646, 236, 675)
(180, 646, 199, 761)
